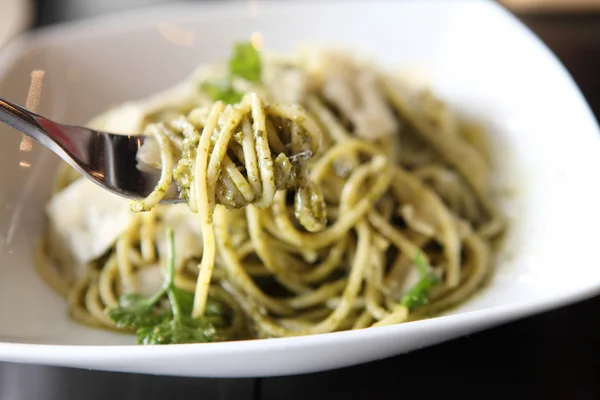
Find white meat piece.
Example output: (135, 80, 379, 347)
(136, 266, 164, 298)
(299, 48, 398, 139)
(46, 178, 135, 265)
(87, 103, 147, 135)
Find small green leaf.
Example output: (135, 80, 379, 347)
(171, 286, 195, 316)
(170, 288, 226, 325)
(118, 293, 149, 308)
(201, 82, 244, 104)
(106, 294, 163, 330)
(414, 252, 428, 276)
(136, 317, 218, 345)
(400, 252, 440, 311)
(107, 228, 223, 344)
(229, 42, 261, 82)
(200, 42, 261, 103)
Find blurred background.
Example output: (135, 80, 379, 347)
(2, 0, 599, 119)
(2, 0, 600, 399)
(28, 0, 600, 21)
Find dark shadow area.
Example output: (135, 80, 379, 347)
(263, 295, 600, 399)
(0, 363, 255, 400)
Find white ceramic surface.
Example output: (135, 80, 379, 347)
(0, 0, 32, 49)
(0, 0, 599, 378)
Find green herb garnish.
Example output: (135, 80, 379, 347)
(400, 252, 440, 311)
(201, 41, 261, 104)
(106, 293, 162, 330)
(201, 82, 244, 105)
(107, 228, 219, 344)
(229, 42, 262, 82)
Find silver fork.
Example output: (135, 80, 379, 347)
(0, 97, 183, 203)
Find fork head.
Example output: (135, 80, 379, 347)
(0, 97, 183, 203)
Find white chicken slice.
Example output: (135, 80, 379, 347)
(46, 178, 134, 268)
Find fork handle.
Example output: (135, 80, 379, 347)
(0, 97, 50, 146)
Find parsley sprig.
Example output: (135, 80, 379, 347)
(201, 42, 262, 104)
(107, 228, 219, 344)
(228, 42, 261, 82)
(400, 252, 440, 311)
(201, 83, 244, 105)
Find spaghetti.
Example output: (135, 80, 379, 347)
(38, 46, 503, 343)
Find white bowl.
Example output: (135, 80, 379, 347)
(1, 0, 599, 378)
